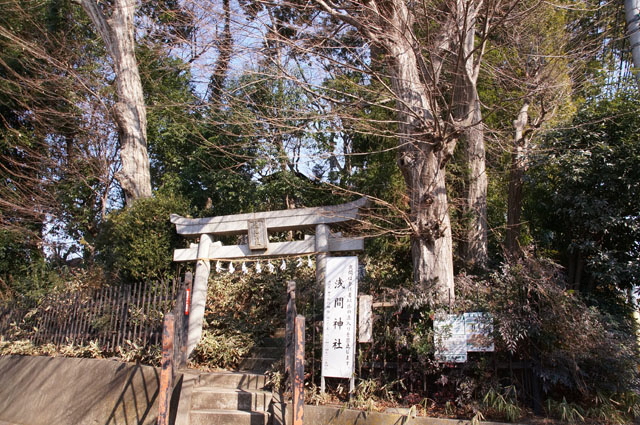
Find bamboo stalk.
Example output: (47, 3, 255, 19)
(121, 284, 132, 349)
(130, 281, 140, 343)
(97, 286, 109, 348)
(142, 282, 152, 345)
(54, 295, 64, 346)
(37, 297, 52, 345)
(108, 286, 119, 351)
(118, 284, 130, 349)
(45, 297, 53, 343)
(75, 291, 87, 345)
(69, 292, 81, 344)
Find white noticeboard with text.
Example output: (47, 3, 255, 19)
(434, 314, 468, 363)
(434, 312, 494, 363)
(464, 312, 495, 352)
(322, 256, 358, 379)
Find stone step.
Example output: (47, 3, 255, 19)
(190, 387, 272, 411)
(251, 346, 283, 358)
(261, 336, 285, 346)
(238, 357, 278, 373)
(189, 409, 269, 425)
(197, 371, 267, 390)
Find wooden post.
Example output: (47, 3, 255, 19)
(293, 315, 305, 425)
(179, 272, 193, 368)
(285, 281, 296, 385)
(157, 312, 175, 425)
(187, 233, 213, 356)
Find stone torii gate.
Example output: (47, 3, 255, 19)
(170, 197, 368, 356)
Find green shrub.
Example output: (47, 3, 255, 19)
(458, 258, 640, 398)
(546, 397, 585, 423)
(190, 261, 317, 370)
(97, 193, 191, 282)
(190, 329, 254, 369)
(0, 338, 161, 365)
(482, 386, 522, 422)
(0, 230, 47, 300)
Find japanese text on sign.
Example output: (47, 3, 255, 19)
(322, 257, 358, 378)
(434, 312, 494, 363)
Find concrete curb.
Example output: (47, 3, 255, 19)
(279, 402, 519, 425)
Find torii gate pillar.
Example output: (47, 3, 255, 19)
(315, 224, 329, 290)
(188, 233, 212, 354)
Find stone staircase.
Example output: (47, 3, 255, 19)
(177, 332, 285, 425)
(238, 334, 285, 373)
(187, 371, 272, 425)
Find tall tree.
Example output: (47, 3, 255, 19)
(625, 0, 640, 84)
(452, 0, 488, 269)
(0, 0, 117, 256)
(78, 0, 152, 204)
(274, 0, 520, 302)
(527, 91, 640, 293)
(483, 0, 611, 257)
(307, 0, 456, 302)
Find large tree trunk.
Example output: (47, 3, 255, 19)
(385, 1, 456, 304)
(625, 0, 640, 85)
(208, 0, 232, 102)
(80, 0, 152, 204)
(505, 101, 530, 257)
(460, 101, 488, 267)
(313, 0, 457, 303)
(404, 155, 456, 304)
(452, 0, 488, 268)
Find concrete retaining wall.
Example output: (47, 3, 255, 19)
(0, 355, 169, 425)
(0, 355, 513, 425)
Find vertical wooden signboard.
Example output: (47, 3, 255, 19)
(358, 295, 373, 343)
(322, 256, 358, 392)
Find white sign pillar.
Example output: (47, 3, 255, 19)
(321, 256, 358, 393)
